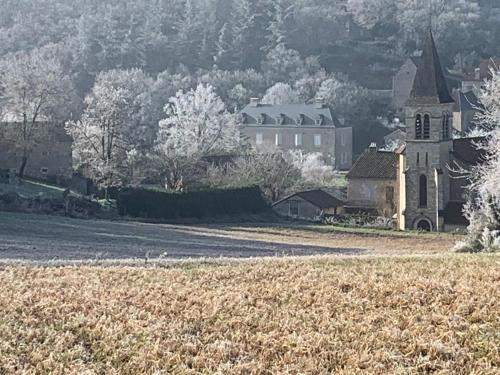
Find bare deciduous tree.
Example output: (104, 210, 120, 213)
(457, 68, 500, 252)
(0, 48, 74, 177)
(66, 69, 154, 197)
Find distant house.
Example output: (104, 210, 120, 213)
(0, 121, 73, 181)
(452, 90, 483, 134)
(345, 143, 402, 218)
(384, 128, 406, 148)
(239, 98, 353, 170)
(273, 189, 344, 220)
(392, 57, 420, 114)
(460, 58, 500, 94)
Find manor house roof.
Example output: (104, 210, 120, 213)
(240, 100, 341, 127)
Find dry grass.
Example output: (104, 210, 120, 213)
(0, 255, 498, 374)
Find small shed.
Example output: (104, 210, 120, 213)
(272, 189, 344, 220)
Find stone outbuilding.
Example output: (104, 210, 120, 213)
(345, 143, 402, 218)
(272, 189, 344, 221)
(0, 121, 73, 182)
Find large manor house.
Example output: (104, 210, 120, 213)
(347, 31, 485, 232)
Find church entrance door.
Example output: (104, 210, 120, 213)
(416, 219, 432, 232)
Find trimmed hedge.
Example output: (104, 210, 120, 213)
(118, 186, 269, 220)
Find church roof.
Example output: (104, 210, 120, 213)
(407, 31, 454, 105)
(347, 147, 398, 180)
(451, 137, 487, 166)
(453, 91, 483, 113)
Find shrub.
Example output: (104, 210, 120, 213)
(117, 186, 268, 220)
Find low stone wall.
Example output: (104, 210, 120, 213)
(0, 191, 102, 218)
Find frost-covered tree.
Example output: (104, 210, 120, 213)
(230, 148, 301, 202)
(286, 150, 346, 188)
(293, 69, 329, 103)
(66, 69, 154, 195)
(155, 84, 240, 190)
(262, 83, 301, 105)
(0, 47, 75, 177)
(262, 44, 305, 83)
(347, 0, 397, 30)
(316, 77, 368, 115)
(457, 69, 500, 252)
(198, 68, 266, 109)
(396, 0, 481, 65)
(228, 84, 251, 111)
(265, 0, 295, 52)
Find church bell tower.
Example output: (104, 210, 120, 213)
(404, 31, 455, 231)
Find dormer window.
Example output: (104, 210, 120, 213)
(315, 114, 324, 126)
(296, 114, 305, 126)
(276, 114, 285, 125)
(257, 114, 265, 125)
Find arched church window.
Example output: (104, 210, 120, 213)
(423, 114, 431, 139)
(415, 114, 422, 139)
(442, 112, 450, 139)
(419, 175, 428, 208)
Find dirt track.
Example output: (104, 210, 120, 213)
(0, 212, 457, 263)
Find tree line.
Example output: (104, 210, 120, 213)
(1, 0, 497, 156)
(1, 0, 500, 214)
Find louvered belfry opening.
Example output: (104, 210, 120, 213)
(415, 114, 423, 139)
(423, 114, 430, 139)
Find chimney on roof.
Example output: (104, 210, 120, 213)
(474, 68, 480, 80)
(314, 97, 326, 109)
(250, 97, 260, 107)
(369, 142, 377, 151)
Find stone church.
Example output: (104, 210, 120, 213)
(347, 31, 485, 232)
(401, 31, 485, 231)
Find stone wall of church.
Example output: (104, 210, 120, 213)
(404, 103, 454, 231)
(347, 178, 398, 217)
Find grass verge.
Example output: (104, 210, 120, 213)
(0, 179, 64, 199)
(0, 254, 498, 374)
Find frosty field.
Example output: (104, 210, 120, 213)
(0, 212, 457, 263)
(0, 255, 498, 374)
